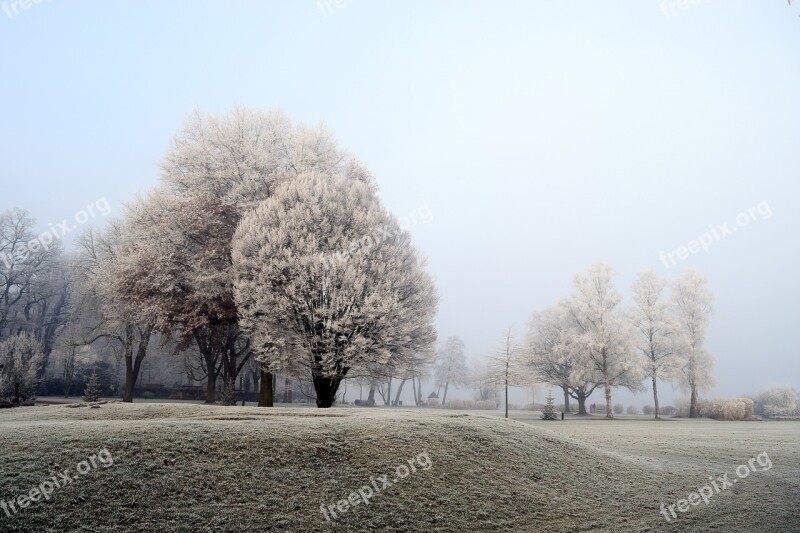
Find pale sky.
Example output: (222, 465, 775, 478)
(2, 0, 798, 404)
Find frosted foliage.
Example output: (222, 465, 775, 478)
(670, 269, 715, 394)
(525, 305, 585, 387)
(566, 263, 644, 391)
(232, 172, 437, 379)
(630, 270, 680, 380)
(434, 336, 468, 389)
(112, 192, 239, 336)
(160, 107, 372, 210)
(0, 332, 44, 403)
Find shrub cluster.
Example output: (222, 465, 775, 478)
(753, 386, 800, 418)
(696, 398, 754, 421)
(445, 399, 498, 410)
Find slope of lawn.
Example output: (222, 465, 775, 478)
(0, 404, 796, 532)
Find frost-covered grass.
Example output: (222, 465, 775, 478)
(0, 404, 798, 532)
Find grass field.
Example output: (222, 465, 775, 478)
(0, 403, 798, 532)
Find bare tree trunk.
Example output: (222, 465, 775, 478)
(411, 378, 418, 406)
(689, 385, 698, 418)
(441, 381, 449, 406)
(283, 376, 291, 403)
(562, 387, 571, 414)
(385, 377, 392, 406)
(652, 374, 661, 420)
(367, 385, 376, 406)
(122, 325, 152, 403)
(205, 372, 217, 404)
(604, 383, 613, 419)
(313, 375, 343, 408)
(394, 378, 407, 405)
(504, 380, 508, 419)
(576, 391, 588, 415)
(63, 349, 76, 398)
(259, 369, 273, 407)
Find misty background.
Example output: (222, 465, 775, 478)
(2, 0, 798, 406)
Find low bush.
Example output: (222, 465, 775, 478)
(446, 399, 477, 409)
(475, 400, 498, 410)
(626, 405, 638, 415)
(697, 398, 754, 421)
(660, 405, 678, 417)
(753, 385, 800, 418)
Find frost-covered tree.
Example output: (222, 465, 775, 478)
(232, 172, 437, 408)
(159, 106, 367, 211)
(83, 371, 101, 402)
(524, 305, 600, 415)
(754, 385, 800, 418)
(485, 327, 525, 418)
(0, 332, 44, 405)
(468, 359, 499, 402)
(115, 107, 375, 404)
(74, 224, 155, 402)
(541, 390, 558, 420)
(630, 270, 680, 419)
(0, 208, 71, 374)
(566, 263, 644, 419)
(434, 336, 468, 406)
(670, 269, 715, 418)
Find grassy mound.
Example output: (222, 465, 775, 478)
(0, 404, 786, 531)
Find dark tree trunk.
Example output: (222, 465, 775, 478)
(313, 375, 343, 408)
(122, 326, 151, 403)
(283, 376, 291, 403)
(562, 387, 571, 414)
(504, 380, 508, 419)
(576, 392, 588, 415)
(394, 378, 407, 405)
(689, 386, 698, 418)
(367, 385, 376, 406)
(205, 373, 217, 403)
(441, 381, 450, 406)
(259, 369, 273, 407)
(652, 374, 661, 419)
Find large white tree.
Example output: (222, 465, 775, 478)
(485, 327, 526, 418)
(525, 304, 601, 415)
(565, 263, 644, 419)
(74, 224, 155, 403)
(630, 270, 680, 419)
(670, 269, 715, 418)
(114, 107, 373, 405)
(434, 336, 469, 406)
(0, 331, 45, 406)
(232, 172, 437, 408)
(0, 208, 71, 374)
